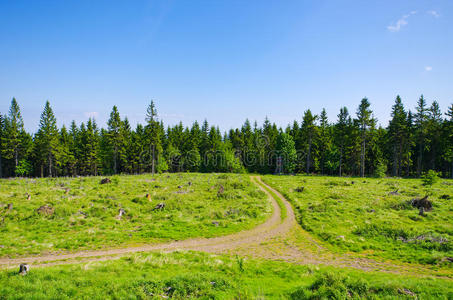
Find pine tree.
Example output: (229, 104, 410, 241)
(131, 124, 147, 173)
(120, 117, 132, 174)
(69, 120, 80, 175)
(86, 118, 101, 175)
(426, 101, 443, 170)
(301, 110, 318, 174)
(276, 132, 297, 173)
(262, 117, 279, 173)
(388, 96, 408, 176)
(183, 121, 201, 171)
(2, 98, 26, 175)
(0, 114, 4, 178)
(414, 95, 428, 176)
(334, 107, 350, 176)
(107, 106, 123, 174)
(405, 111, 415, 176)
(445, 104, 453, 178)
(35, 101, 59, 177)
(355, 98, 373, 177)
(145, 101, 162, 175)
(318, 108, 333, 175)
(58, 125, 72, 176)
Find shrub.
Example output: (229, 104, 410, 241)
(15, 159, 33, 177)
(290, 272, 381, 299)
(374, 160, 387, 178)
(421, 170, 440, 186)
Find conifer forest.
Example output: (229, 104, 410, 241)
(1, 96, 452, 179)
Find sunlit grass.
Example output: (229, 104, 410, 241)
(1, 251, 452, 299)
(263, 175, 453, 265)
(0, 173, 271, 257)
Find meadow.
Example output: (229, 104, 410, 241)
(0, 173, 270, 257)
(1, 251, 453, 299)
(263, 175, 453, 265)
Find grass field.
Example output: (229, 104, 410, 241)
(0, 173, 270, 257)
(263, 175, 453, 265)
(1, 251, 452, 299)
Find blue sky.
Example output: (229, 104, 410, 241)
(1, 0, 452, 132)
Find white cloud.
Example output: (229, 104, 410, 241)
(427, 10, 440, 18)
(387, 11, 417, 32)
(425, 66, 433, 71)
(84, 111, 99, 119)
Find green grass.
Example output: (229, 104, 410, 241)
(1, 251, 452, 299)
(263, 175, 453, 265)
(0, 173, 271, 257)
(254, 177, 287, 221)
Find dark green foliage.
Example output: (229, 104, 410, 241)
(34, 101, 59, 177)
(276, 132, 297, 173)
(1, 97, 452, 178)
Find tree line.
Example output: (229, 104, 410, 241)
(0, 96, 452, 178)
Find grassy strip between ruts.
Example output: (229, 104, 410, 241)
(254, 176, 287, 222)
(262, 175, 453, 266)
(1, 251, 452, 299)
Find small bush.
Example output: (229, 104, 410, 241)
(421, 170, 440, 186)
(290, 272, 397, 299)
(374, 161, 387, 178)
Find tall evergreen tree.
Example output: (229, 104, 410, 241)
(388, 96, 408, 176)
(414, 95, 428, 176)
(426, 101, 443, 170)
(301, 110, 318, 174)
(445, 104, 453, 178)
(318, 108, 333, 175)
(145, 101, 162, 174)
(276, 132, 297, 174)
(355, 98, 373, 177)
(107, 106, 123, 174)
(334, 107, 351, 176)
(68, 120, 79, 175)
(2, 98, 26, 174)
(0, 114, 4, 178)
(35, 101, 59, 177)
(86, 118, 101, 175)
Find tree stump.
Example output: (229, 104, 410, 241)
(116, 208, 126, 219)
(37, 205, 55, 216)
(411, 196, 432, 211)
(100, 178, 111, 184)
(19, 263, 29, 275)
(295, 186, 304, 193)
(146, 194, 151, 201)
(388, 189, 400, 196)
(7, 203, 13, 211)
(152, 203, 165, 211)
(26, 193, 31, 201)
(217, 185, 224, 196)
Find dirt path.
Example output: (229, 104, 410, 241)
(0, 176, 292, 268)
